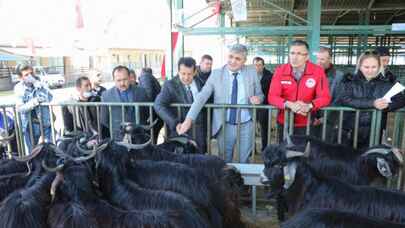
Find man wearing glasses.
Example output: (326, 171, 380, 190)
(268, 40, 331, 142)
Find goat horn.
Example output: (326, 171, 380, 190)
(42, 159, 65, 172)
(168, 136, 189, 145)
(285, 150, 305, 159)
(0, 132, 15, 142)
(75, 140, 93, 155)
(116, 135, 152, 150)
(140, 119, 159, 131)
(286, 134, 295, 148)
(13, 144, 44, 162)
(50, 171, 64, 201)
(303, 142, 311, 157)
(362, 147, 404, 164)
(72, 142, 108, 162)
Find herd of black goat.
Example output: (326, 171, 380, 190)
(0, 123, 245, 228)
(1, 120, 405, 228)
(262, 134, 405, 228)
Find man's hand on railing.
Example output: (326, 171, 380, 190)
(374, 98, 389, 110)
(176, 118, 192, 135)
(296, 101, 313, 116)
(285, 101, 302, 113)
(249, 96, 261, 105)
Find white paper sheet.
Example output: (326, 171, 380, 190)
(383, 82, 405, 103)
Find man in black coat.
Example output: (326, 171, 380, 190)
(138, 67, 164, 143)
(154, 57, 207, 153)
(253, 57, 273, 150)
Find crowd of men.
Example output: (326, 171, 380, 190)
(14, 40, 405, 162)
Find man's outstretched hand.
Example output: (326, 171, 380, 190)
(176, 118, 193, 135)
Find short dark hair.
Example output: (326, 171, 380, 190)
(253, 57, 265, 65)
(201, 54, 213, 62)
(375, 47, 390, 56)
(141, 67, 153, 74)
(290, 40, 309, 51)
(177, 57, 196, 71)
(16, 63, 33, 77)
(112, 65, 130, 78)
(319, 46, 332, 57)
(76, 76, 90, 88)
(129, 69, 136, 76)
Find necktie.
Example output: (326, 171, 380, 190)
(186, 85, 193, 103)
(229, 72, 238, 124)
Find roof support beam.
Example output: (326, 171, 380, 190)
(262, 0, 309, 24)
(178, 25, 403, 36)
(307, 0, 321, 61)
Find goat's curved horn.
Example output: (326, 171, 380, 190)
(286, 134, 295, 148)
(75, 140, 93, 155)
(362, 147, 403, 164)
(13, 144, 44, 162)
(285, 150, 304, 159)
(0, 132, 15, 142)
(72, 142, 108, 162)
(50, 172, 64, 201)
(42, 159, 65, 172)
(303, 142, 311, 157)
(140, 119, 159, 131)
(168, 136, 189, 145)
(116, 136, 152, 150)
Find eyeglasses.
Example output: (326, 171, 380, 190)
(289, 51, 308, 56)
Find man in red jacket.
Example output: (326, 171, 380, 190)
(268, 40, 331, 142)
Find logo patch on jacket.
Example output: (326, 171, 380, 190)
(305, 78, 316, 88)
(281, 80, 292, 85)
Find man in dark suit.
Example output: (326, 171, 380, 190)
(154, 57, 207, 153)
(139, 67, 164, 143)
(100, 65, 150, 140)
(253, 57, 273, 150)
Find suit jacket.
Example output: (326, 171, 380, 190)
(154, 76, 205, 136)
(101, 85, 150, 140)
(186, 65, 264, 135)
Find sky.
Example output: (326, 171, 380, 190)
(0, 0, 170, 49)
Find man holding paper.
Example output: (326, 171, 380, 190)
(337, 51, 405, 149)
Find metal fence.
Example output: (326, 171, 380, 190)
(1, 102, 403, 159)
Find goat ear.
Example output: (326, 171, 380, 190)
(376, 157, 393, 178)
(283, 162, 297, 189)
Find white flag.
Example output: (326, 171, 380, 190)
(231, 0, 247, 21)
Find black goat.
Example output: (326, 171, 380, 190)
(263, 143, 403, 185)
(116, 123, 245, 228)
(96, 142, 212, 228)
(281, 209, 405, 228)
(263, 156, 405, 223)
(0, 173, 55, 228)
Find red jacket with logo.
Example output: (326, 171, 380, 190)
(268, 61, 331, 127)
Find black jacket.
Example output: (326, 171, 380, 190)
(62, 95, 100, 134)
(377, 68, 397, 84)
(154, 76, 206, 136)
(260, 67, 273, 105)
(336, 72, 405, 133)
(138, 73, 161, 100)
(196, 66, 211, 86)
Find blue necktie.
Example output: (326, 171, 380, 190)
(229, 72, 238, 124)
